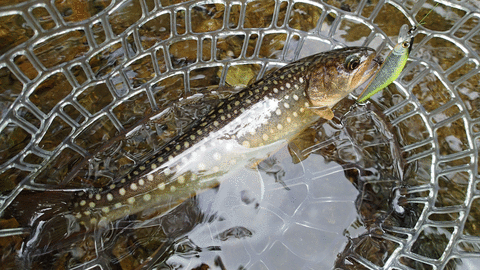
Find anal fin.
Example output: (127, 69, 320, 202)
(309, 106, 334, 120)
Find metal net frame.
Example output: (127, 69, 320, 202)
(1, 0, 480, 269)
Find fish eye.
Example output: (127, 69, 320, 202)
(345, 55, 361, 70)
(402, 41, 410, 48)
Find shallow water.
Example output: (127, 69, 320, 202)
(1, 0, 480, 269)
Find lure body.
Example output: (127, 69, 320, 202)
(357, 25, 415, 103)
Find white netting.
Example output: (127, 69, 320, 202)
(1, 0, 479, 269)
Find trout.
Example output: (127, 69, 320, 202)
(15, 47, 381, 250)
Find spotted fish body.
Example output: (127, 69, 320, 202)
(71, 47, 381, 229)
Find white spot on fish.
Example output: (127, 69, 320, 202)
(262, 134, 269, 141)
(173, 175, 183, 184)
(127, 197, 135, 204)
(75, 213, 82, 219)
(102, 207, 109, 213)
(198, 163, 206, 170)
(107, 193, 113, 201)
(213, 152, 221, 161)
(184, 141, 190, 148)
(242, 141, 250, 147)
(131, 183, 138, 191)
(277, 124, 283, 130)
(158, 183, 165, 190)
(95, 194, 101, 201)
(176, 145, 181, 150)
(284, 103, 290, 109)
(147, 175, 154, 181)
(143, 194, 151, 201)
(276, 109, 282, 115)
(119, 188, 126, 196)
(89, 202, 95, 208)
(139, 179, 145, 186)
(287, 117, 292, 123)
(293, 112, 298, 117)
(109, 184, 116, 190)
(273, 88, 278, 93)
(170, 186, 176, 192)
(151, 164, 157, 170)
(115, 202, 122, 208)
(286, 83, 291, 88)
(299, 77, 304, 83)
(80, 200, 86, 206)
(164, 168, 171, 176)
(84, 211, 91, 216)
(293, 94, 299, 100)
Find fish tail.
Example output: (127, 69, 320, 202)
(4, 190, 85, 262)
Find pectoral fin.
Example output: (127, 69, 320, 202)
(287, 127, 318, 164)
(309, 106, 334, 120)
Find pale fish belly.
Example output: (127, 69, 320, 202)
(66, 47, 380, 230)
(72, 88, 319, 228)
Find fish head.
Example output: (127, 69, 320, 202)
(306, 47, 381, 108)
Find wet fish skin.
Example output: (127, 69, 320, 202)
(65, 47, 381, 230)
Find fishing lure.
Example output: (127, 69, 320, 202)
(357, 24, 416, 103)
(357, 2, 439, 103)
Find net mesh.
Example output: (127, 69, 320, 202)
(1, 0, 480, 269)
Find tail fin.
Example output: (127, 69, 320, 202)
(4, 190, 85, 264)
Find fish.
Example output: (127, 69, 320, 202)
(13, 47, 381, 253)
(357, 24, 415, 103)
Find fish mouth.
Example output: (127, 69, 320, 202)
(352, 52, 383, 88)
